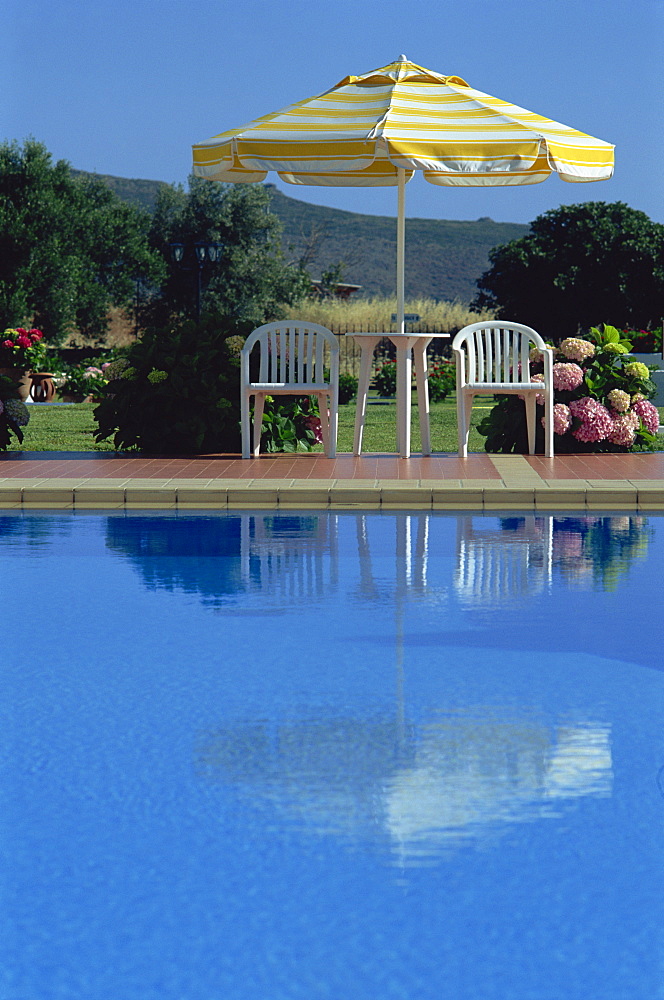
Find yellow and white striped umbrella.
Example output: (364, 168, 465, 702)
(192, 56, 614, 328)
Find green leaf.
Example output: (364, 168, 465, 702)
(602, 324, 621, 343)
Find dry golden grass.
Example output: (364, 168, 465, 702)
(60, 307, 137, 349)
(282, 295, 493, 332)
(62, 296, 493, 352)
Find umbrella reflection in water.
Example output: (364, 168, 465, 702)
(197, 512, 617, 866)
(102, 511, 653, 864)
(198, 713, 612, 865)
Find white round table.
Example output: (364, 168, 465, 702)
(347, 332, 450, 458)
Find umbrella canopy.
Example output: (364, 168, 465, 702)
(192, 56, 614, 329)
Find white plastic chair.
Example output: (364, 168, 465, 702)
(241, 321, 339, 458)
(452, 321, 554, 458)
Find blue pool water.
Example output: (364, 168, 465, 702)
(2, 510, 663, 1000)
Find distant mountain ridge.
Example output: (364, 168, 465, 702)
(71, 169, 170, 213)
(71, 169, 528, 303)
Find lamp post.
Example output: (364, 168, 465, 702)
(168, 240, 224, 321)
(133, 271, 145, 337)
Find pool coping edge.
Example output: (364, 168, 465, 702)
(2, 477, 664, 511)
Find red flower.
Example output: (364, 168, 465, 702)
(17, 334, 31, 348)
(3, 339, 14, 349)
(29, 329, 43, 341)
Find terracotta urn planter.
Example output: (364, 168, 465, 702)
(0, 367, 32, 401)
(29, 372, 57, 403)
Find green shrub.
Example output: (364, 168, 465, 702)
(370, 356, 454, 401)
(428, 358, 456, 401)
(258, 396, 322, 452)
(0, 373, 30, 448)
(94, 316, 245, 453)
(338, 372, 358, 404)
(624, 326, 662, 353)
(373, 359, 396, 397)
(60, 362, 110, 400)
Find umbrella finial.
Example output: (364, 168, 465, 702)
(398, 54, 407, 61)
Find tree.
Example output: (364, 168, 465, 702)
(147, 177, 309, 332)
(94, 180, 311, 453)
(473, 202, 664, 341)
(0, 139, 164, 344)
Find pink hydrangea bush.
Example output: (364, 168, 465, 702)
(478, 323, 661, 454)
(549, 325, 660, 450)
(608, 411, 639, 447)
(559, 337, 596, 363)
(551, 403, 572, 436)
(528, 372, 546, 406)
(632, 398, 660, 435)
(569, 397, 614, 443)
(552, 362, 584, 392)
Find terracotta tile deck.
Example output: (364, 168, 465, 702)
(0, 451, 500, 480)
(1, 449, 664, 510)
(526, 452, 664, 481)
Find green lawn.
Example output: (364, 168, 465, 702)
(15, 395, 661, 455)
(11, 394, 489, 453)
(8, 402, 116, 452)
(335, 394, 488, 453)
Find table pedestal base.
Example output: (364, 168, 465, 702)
(349, 333, 440, 459)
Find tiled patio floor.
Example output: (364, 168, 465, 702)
(1, 450, 664, 510)
(0, 450, 500, 480)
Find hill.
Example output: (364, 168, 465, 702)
(71, 169, 171, 213)
(71, 170, 528, 303)
(265, 185, 527, 303)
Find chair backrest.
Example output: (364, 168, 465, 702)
(452, 321, 549, 387)
(242, 321, 339, 387)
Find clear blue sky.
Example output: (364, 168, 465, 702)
(3, 0, 662, 225)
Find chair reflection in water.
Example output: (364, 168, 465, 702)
(455, 515, 554, 606)
(240, 514, 339, 601)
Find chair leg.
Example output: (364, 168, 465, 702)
(253, 394, 265, 457)
(524, 394, 536, 454)
(317, 392, 330, 456)
(241, 391, 252, 459)
(464, 394, 474, 455)
(457, 390, 472, 457)
(328, 390, 338, 459)
(544, 391, 554, 458)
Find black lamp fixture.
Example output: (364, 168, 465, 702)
(167, 239, 224, 319)
(169, 242, 185, 264)
(194, 240, 224, 264)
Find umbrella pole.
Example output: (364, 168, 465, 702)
(396, 168, 406, 334)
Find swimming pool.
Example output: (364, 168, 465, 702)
(2, 510, 663, 1000)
